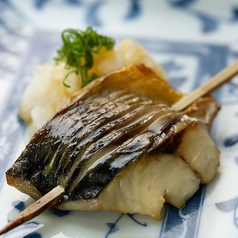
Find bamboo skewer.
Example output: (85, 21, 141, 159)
(0, 60, 238, 236)
(172, 60, 238, 111)
(0, 185, 64, 236)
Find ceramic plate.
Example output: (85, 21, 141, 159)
(1, 1, 238, 238)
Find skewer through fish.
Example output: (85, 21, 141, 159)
(1, 60, 238, 235)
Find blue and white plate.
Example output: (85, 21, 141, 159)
(0, 1, 238, 237)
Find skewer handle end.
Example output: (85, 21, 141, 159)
(0, 185, 64, 236)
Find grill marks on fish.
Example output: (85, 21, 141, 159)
(46, 93, 155, 190)
(56, 91, 194, 200)
(7, 88, 196, 200)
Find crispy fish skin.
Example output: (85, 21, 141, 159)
(6, 93, 195, 199)
(6, 65, 220, 218)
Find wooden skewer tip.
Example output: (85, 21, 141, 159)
(0, 185, 64, 236)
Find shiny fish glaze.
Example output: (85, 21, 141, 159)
(6, 65, 220, 218)
(7, 89, 195, 201)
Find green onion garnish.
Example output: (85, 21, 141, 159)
(54, 27, 115, 88)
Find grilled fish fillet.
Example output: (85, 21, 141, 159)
(6, 64, 220, 219)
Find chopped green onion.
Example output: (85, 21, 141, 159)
(54, 27, 115, 88)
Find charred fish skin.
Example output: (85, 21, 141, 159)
(6, 65, 220, 218)
(6, 87, 195, 201)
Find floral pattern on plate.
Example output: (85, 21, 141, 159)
(1, 0, 238, 237)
